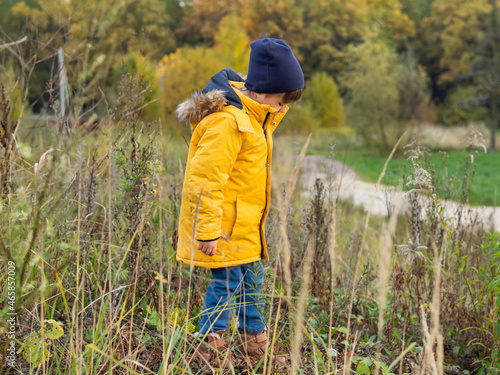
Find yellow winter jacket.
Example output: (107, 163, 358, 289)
(176, 69, 287, 268)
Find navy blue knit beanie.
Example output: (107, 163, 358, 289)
(245, 38, 304, 94)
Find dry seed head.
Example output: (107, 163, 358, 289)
(397, 237, 427, 264)
(34, 148, 55, 176)
(410, 193, 421, 246)
(406, 162, 432, 192)
(404, 136, 430, 161)
(464, 125, 487, 153)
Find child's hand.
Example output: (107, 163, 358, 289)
(198, 239, 218, 256)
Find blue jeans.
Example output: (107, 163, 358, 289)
(199, 261, 266, 335)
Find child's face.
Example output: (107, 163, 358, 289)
(254, 93, 288, 114)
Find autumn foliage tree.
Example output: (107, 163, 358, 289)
(367, 0, 415, 46)
(158, 14, 251, 114)
(243, 0, 304, 50)
(213, 15, 251, 74)
(176, 0, 243, 46)
(158, 46, 224, 113)
(11, 0, 175, 111)
(419, 0, 491, 86)
(297, 0, 369, 76)
(4, 0, 498, 146)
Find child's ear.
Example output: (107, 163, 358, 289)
(254, 93, 265, 101)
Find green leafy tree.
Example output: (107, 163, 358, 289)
(280, 102, 320, 134)
(0, 65, 29, 119)
(1, 0, 35, 38)
(176, 0, 242, 45)
(408, 0, 448, 105)
(342, 32, 430, 152)
(13, 0, 176, 60)
(243, 0, 304, 51)
(295, 0, 414, 78)
(297, 0, 369, 76)
(112, 53, 162, 121)
(11, 0, 176, 110)
(396, 50, 432, 125)
(420, 0, 491, 85)
(470, 0, 500, 152)
(414, 0, 497, 151)
(303, 72, 345, 130)
(367, 0, 416, 46)
(437, 85, 487, 126)
(163, 0, 184, 32)
(400, 0, 435, 27)
(340, 31, 401, 153)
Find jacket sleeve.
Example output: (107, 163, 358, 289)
(187, 115, 243, 241)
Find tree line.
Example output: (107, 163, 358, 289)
(0, 0, 499, 151)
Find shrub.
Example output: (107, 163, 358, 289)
(303, 72, 345, 130)
(437, 85, 487, 126)
(279, 101, 320, 134)
(112, 52, 162, 121)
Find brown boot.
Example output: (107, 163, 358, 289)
(234, 330, 290, 374)
(189, 330, 233, 373)
(234, 329, 269, 371)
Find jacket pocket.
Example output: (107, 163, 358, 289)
(231, 195, 262, 241)
(220, 200, 237, 238)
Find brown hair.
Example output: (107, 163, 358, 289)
(241, 86, 303, 104)
(261, 89, 303, 104)
(281, 88, 303, 104)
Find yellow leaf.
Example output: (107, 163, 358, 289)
(153, 271, 168, 284)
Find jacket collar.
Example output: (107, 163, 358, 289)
(176, 70, 287, 134)
(229, 81, 287, 134)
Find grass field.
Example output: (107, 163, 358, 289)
(3, 114, 500, 374)
(300, 127, 500, 207)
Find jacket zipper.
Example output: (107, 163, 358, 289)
(260, 112, 271, 258)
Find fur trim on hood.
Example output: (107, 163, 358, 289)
(176, 90, 226, 125)
(176, 68, 245, 126)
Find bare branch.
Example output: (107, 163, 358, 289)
(0, 36, 27, 50)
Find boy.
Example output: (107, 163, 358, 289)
(176, 38, 304, 371)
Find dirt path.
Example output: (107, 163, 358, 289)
(299, 155, 500, 233)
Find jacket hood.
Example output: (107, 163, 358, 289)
(176, 68, 245, 127)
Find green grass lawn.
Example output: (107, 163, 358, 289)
(304, 130, 500, 207)
(344, 150, 498, 206)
